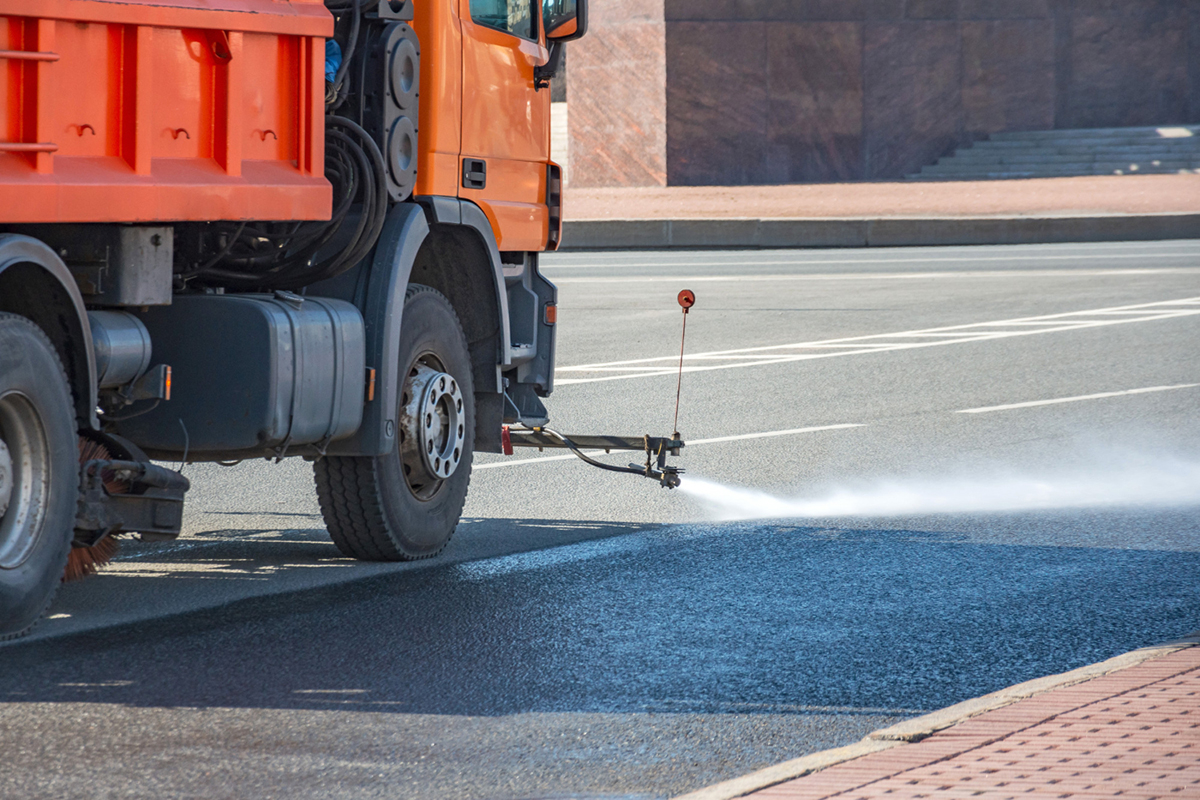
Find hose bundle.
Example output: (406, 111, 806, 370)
(181, 117, 387, 290)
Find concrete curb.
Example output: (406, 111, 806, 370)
(671, 631, 1200, 800)
(561, 214, 1200, 250)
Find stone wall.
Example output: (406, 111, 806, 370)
(566, 0, 667, 187)
(567, 0, 1200, 186)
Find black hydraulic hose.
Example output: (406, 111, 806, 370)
(187, 116, 387, 289)
(265, 120, 385, 288)
(315, 118, 388, 277)
(534, 427, 653, 478)
(217, 130, 359, 274)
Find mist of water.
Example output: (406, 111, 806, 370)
(679, 451, 1200, 521)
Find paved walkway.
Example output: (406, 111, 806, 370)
(564, 175, 1200, 221)
(694, 645, 1200, 800)
(559, 175, 1200, 249)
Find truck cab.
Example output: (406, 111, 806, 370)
(0, 0, 586, 638)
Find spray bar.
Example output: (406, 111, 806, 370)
(502, 427, 685, 488)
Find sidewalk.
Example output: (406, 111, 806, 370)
(560, 175, 1200, 249)
(676, 635, 1200, 800)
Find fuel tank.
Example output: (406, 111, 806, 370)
(116, 293, 366, 460)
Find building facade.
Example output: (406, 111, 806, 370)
(567, 0, 1200, 186)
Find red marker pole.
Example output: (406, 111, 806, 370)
(673, 290, 695, 436)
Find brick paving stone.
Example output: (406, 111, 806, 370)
(743, 649, 1200, 800)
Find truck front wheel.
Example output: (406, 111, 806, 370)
(314, 285, 475, 560)
(0, 314, 78, 639)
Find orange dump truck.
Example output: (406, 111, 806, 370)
(0, 0, 587, 637)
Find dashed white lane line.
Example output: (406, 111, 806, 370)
(958, 384, 1200, 414)
(556, 297, 1200, 385)
(474, 424, 863, 471)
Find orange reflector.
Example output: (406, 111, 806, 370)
(544, 303, 557, 325)
(366, 367, 377, 402)
(163, 365, 172, 401)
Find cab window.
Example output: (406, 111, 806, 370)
(470, 0, 535, 40)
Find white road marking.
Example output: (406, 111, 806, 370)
(544, 252, 1200, 270)
(556, 297, 1200, 385)
(474, 424, 862, 471)
(958, 384, 1200, 414)
(550, 268, 1197, 284)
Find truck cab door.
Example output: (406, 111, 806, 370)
(459, 0, 551, 252)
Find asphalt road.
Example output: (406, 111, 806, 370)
(3, 240, 1200, 800)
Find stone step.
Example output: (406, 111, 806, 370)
(960, 142, 1200, 156)
(909, 173, 1184, 182)
(990, 125, 1199, 141)
(972, 134, 1198, 147)
(912, 165, 1199, 180)
(907, 125, 1200, 181)
(937, 153, 1200, 167)
(920, 167, 1200, 178)
(925, 158, 1200, 172)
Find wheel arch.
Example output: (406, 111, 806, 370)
(0, 234, 98, 430)
(322, 198, 510, 457)
(410, 201, 512, 394)
(411, 199, 511, 455)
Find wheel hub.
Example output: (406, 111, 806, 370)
(0, 438, 11, 519)
(399, 363, 466, 495)
(0, 392, 50, 569)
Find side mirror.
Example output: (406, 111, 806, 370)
(543, 0, 587, 42)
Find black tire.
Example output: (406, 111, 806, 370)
(314, 285, 474, 560)
(0, 313, 78, 639)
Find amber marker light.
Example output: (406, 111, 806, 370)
(164, 366, 172, 401)
(544, 303, 557, 325)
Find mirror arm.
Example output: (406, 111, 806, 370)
(534, 41, 564, 90)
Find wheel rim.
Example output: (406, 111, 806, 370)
(0, 391, 52, 569)
(0, 438, 12, 518)
(399, 356, 466, 500)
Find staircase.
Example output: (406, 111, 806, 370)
(909, 126, 1200, 181)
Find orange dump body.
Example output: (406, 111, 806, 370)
(0, 0, 332, 223)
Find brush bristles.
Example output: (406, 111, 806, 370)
(62, 538, 119, 582)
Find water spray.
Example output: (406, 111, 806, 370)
(680, 450, 1200, 520)
(500, 289, 696, 489)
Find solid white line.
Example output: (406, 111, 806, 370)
(474, 453, 581, 469)
(958, 384, 1200, 414)
(551, 269, 1196, 284)
(543, 252, 1200, 270)
(473, 424, 862, 471)
(871, 332, 1031, 338)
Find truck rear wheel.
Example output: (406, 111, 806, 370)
(314, 285, 474, 560)
(0, 314, 78, 639)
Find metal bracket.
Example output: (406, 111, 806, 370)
(503, 426, 684, 488)
(375, 0, 414, 20)
(75, 459, 190, 544)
